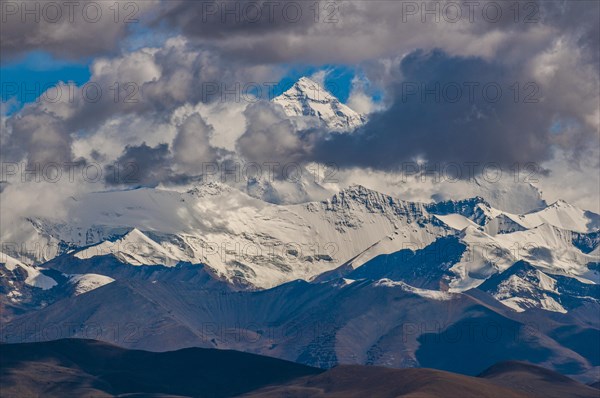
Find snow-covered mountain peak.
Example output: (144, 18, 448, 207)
(124, 227, 146, 239)
(458, 224, 486, 239)
(293, 76, 337, 102)
(520, 200, 598, 233)
(272, 77, 366, 131)
(74, 228, 182, 267)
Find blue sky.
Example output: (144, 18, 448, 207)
(1, 52, 91, 111)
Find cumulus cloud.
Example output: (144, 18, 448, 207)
(172, 113, 218, 171)
(236, 101, 315, 167)
(346, 75, 381, 115)
(2, 37, 282, 167)
(102, 111, 229, 186)
(5, 1, 597, 168)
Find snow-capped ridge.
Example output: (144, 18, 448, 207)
(547, 199, 573, 209)
(428, 194, 598, 234)
(0, 251, 57, 290)
(323, 184, 429, 218)
(511, 199, 598, 233)
(478, 260, 600, 313)
(433, 214, 479, 231)
(74, 228, 182, 267)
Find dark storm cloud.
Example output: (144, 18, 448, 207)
(2, 0, 597, 66)
(105, 143, 173, 186)
(307, 49, 596, 171)
(0, 1, 160, 60)
(159, 0, 317, 38)
(153, 0, 598, 66)
(540, 0, 600, 66)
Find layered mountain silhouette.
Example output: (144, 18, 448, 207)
(1, 339, 598, 398)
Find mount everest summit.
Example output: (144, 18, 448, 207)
(272, 76, 367, 131)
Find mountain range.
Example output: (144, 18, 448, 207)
(2, 183, 599, 383)
(1, 78, 599, 391)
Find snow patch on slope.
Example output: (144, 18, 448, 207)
(68, 274, 115, 295)
(374, 278, 455, 301)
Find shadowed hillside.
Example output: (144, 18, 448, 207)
(1, 339, 598, 398)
